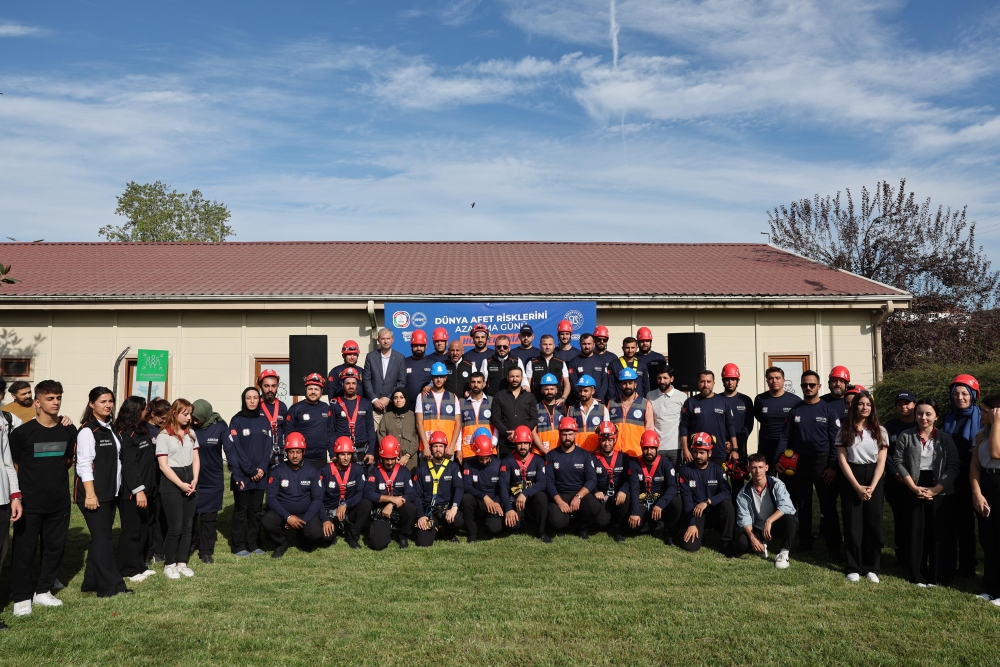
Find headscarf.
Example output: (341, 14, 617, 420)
(191, 398, 224, 429)
(943, 383, 981, 450)
(388, 388, 410, 416)
(237, 387, 261, 420)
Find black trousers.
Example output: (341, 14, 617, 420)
(321, 500, 374, 543)
(160, 469, 198, 565)
(191, 512, 218, 557)
(461, 495, 504, 540)
(501, 492, 548, 537)
(117, 492, 154, 577)
(908, 471, 956, 586)
(681, 500, 735, 553)
(631, 495, 683, 537)
(885, 473, 911, 566)
(368, 502, 417, 550)
(261, 510, 325, 549)
(734, 514, 797, 555)
(79, 501, 128, 598)
(787, 453, 841, 555)
(546, 492, 602, 533)
(231, 488, 265, 552)
(10, 509, 70, 603)
(758, 437, 780, 471)
(151, 468, 168, 558)
(415, 503, 466, 546)
(978, 472, 1000, 597)
(840, 462, 885, 575)
(955, 450, 979, 575)
(595, 492, 631, 534)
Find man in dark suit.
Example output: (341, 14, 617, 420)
(363, 328, 407, 430)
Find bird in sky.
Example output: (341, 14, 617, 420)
(471, 202, 475, 208)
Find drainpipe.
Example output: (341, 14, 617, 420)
(873, 301, 894, 383)
(367, 300, 378, 348)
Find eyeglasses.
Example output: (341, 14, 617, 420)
(495, 345, 509, 350)
(800, 383, 818, 388)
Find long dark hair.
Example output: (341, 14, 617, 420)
(81, 386, 115, 424)
(840, 391, 885, 448)
(113, 396, 146, 433)
(144, 397, 171, 424)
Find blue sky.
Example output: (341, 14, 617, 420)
(3, 0, 1000, 254)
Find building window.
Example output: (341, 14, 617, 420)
(125, 359, 169, 401)
(766, 355, 811, 399)
(0, 357, 31, 380)
(254, 358, 296, 403)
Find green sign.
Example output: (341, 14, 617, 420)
(136, 349, 169, 382)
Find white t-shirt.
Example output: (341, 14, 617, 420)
(976, 430, 1000, 470)
(839, 426, 888, 464)
(646, 386, 687, 451)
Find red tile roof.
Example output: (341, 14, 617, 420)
(0, 242, 908, 302)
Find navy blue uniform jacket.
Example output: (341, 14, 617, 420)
(462, 458, 503, 502)
(776, 400, 841, 468)
(267, 462, 323, 522)
(226, 413, 273, 490)
(628, 455, 678, 514)
(413, 459, 464, 514)
(545, 446, 597, 497)
(318, 461, 367, 513)
(195, 421, 228, 513)
(678, 461, 731, 526)
(285, 400, 333, 462)
(498, 453, 547, 511)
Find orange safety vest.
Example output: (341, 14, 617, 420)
(609, 396, 649, 457)
(566, 401, 605, 453)
(419, 390, 458, 452)
(535, 401, 564, 456)
(459, 395, 495, 459)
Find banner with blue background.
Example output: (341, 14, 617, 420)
(384, 301, 597, 355)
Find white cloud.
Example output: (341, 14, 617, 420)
(0, 22, 46, 37)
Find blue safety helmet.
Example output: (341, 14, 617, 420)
(430, 362, 448, 377)
(575, 374, 596, 388)
(540, 373, 559, 387)
(618, 367, 638, 382)
(473, 427, 492, 441)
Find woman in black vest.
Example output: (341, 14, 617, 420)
(76, 386, 130, 597)
(114, 396, 158, 582)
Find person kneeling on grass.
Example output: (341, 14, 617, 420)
(499, 425, 549, 542)
(414, 431, 465, 546)
(363, 435, 418, 550)
(679, 432, 735, 555)
(261, 433, 324, 559)
(627, 430, 683, 544)
(545, 417, 601, 540)
(592, 421, 630, 543)
(461, 434, 505, 542)
(734, 453, 796, 569)
(319, 437, 372, 550)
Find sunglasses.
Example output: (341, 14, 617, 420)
(495, 345, 509, 350)
(800, 383, 818, 388)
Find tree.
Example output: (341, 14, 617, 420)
(768, 179, 1000, 370)
(99, 181, 234, 242)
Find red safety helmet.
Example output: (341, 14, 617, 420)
(722, 363, 740, 380)
(636, 326, 653, 342)
(845, 384, 867, 396)
(557, 319, 574, 333)
(639, 430, 660, 449)
(779, 449, 799, 476)
(341, 340, 361, 355)
(593, 325, 610, 339)
(258, 368, 279, 382)
(428, 430, 449, 447)
(829, 365, 851, 382)
(284, 432, 307, 450)
(951, 374, 981, 394)
(339, 366, 361, 382)
(432, 327, 449, 342)
(596, 421, 618, 438)
(511, 425, 533, 444)
(689, 432, 714, 451)
(304, 373, 325, 388)
(558, 416, 579, 432)
(333, 436, 355, 454)
(472, 434, 493, 457)
(724, 459, 748, 481)
(410, 329, 428, 345)
(378, 435, 401, 458)
(470, 323, 490, 336)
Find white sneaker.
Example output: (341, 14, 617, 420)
(13, 601, 31, 616)
(992, 598, 1000, 607)
(177, 564, 194, 578)
(846, 573, 861, 582)
(866, 572, 880, 584)
(32, 592, 63, 607)
(977, 593, 993, 601)
(164, 564, 180, 580)
(916, 583, 928, 588)
(774, 550, 790, 569)
(129, 573, 148, 583)
(142, 569, 156, 577)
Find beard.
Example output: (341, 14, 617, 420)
(262, 391, 277, 402)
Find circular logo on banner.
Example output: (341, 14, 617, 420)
(564, 310, 585, 331)
(392, 311, 410, 328)
(412, 312, 427, 327)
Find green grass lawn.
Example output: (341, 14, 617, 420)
(2, 488, 1000, 666)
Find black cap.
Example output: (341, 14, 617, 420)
(520, 324, 534, 335)
(894, 390, 916, 402)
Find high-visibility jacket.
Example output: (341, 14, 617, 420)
(460, 395, 495, 459)
(608, 396, 650, 457)
(565, 401, 609, 453)
(415, 390, 459, 452)
(535, 401, 564, 456)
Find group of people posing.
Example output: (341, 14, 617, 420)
(2, 321, 1000, 629)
